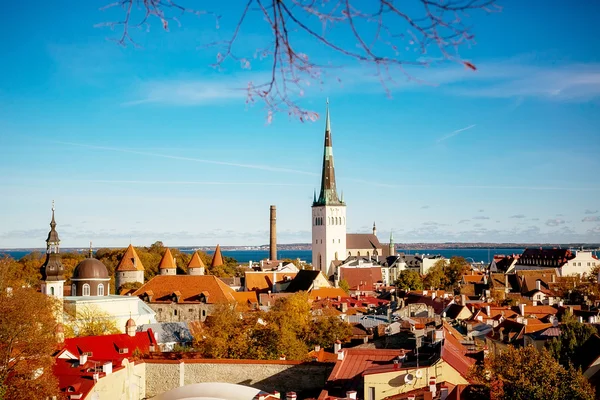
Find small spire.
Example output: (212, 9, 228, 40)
(313, 189, 317, 203)
(390, 231, 394, 242)
(89, 241, 93, 258)
(325, 98, 331, 132)
(341, 190, 344, 202)
(50, 200, 56, 228)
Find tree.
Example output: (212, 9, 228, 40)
(395, 269, 423, 291)
(446, 256, 470, 289)
(64, 305, 121, 337)
(545, 310, 598, 368)
(338, 278, 350, 294)
(423, 259, 448, 289)
(98, 0, 499, 121)
(470, 345, 594, 400)
(0, 286, 60, 399)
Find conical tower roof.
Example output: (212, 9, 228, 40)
(159, 248, 177, 270)
(314, 100, 343, 207)
(211, 245, 224, 268)
(187, 251, 206, 269)
(116, 244, 145, 272)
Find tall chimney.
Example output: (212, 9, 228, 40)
(270, 205, 277, 261)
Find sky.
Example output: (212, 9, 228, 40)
(1, 0, 600, 248)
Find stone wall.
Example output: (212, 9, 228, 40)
(145, 359, 333, 398)
(149, 303, 212, 323)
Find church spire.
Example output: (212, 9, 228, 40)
(314, 100, 343, 206)
(40, 201, 65, 282)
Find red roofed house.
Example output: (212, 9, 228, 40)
(53, 318, 156, 400)
(338, 266, 383, 295)
(133, 275, 240, 323)
(361, 326, 473, 400)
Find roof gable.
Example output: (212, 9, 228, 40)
(133, 275, 237, 303)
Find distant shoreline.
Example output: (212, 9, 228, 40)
(2, 242, 599, 252)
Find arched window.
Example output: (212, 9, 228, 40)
(71, 284, 76, 296)
(50, 287, 55, 296)
(367, 251, 370, 258)
(97, 284, 104, 296)
(357, 251, 361, 257)
(82, 284, 90, 297)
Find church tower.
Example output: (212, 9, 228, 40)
(40, 201, 66, 299)
(312, 100, 346, 276)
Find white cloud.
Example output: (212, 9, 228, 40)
(545, 218, 565, 227)
(583, 216, 600, 222)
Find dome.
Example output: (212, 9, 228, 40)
(126, 318, 136, 328)
(72, 258, 109, 280)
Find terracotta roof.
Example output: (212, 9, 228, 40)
(211, 244, 224, 268)
(339, 267, 382, 290)
(245, 271, 297, 293)
(309, 287, 349, 300)
(442, 325, 475, 377)
(115, 244, 144, 272)
(308, 348, 338, 362)
(346, 234, 382, 250)
(232, 291, 258, 306)
(159, 248, 177, 270)
(328, 348, 404, 382)
(133, 275, 237, 303)
(187, 251, 206, 269)
(462, 275, 484, 284)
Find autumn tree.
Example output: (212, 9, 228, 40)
(545, 310, 598, 369)
(0, 285, 60, 399)
(98, 0, 499, 120)
(338, 278, 350, 294)
(64, 305, 121, 337)
(470, 345, 594, 400)
(193, 292, 351, 360)
(423, 259, 448, 290)
(395, 269, 423, 291)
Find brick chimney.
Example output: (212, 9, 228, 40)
(270, 205, 277, 261)
(286, 393, 297, 400)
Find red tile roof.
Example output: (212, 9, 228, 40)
(54, 331, 156, 398)
(159, 248, 177, 269)
(339, 267, 382, 290)
(133, 275, 237, 303)
(115, 244, 144, 272)
(245, 271, 297, 293)
(441, 325, 474, 377)
(187, 251, 206, 269)
(328, 349, 404, 382)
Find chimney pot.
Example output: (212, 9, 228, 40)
(286, 392, 297, 400)
(346, 391, 357, 400)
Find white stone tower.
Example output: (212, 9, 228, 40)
(312, 100, 346, 276)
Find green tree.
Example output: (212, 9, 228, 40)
(423, 259, 448, 290)
(471, 345, 594, 400)
(545, 310, 598, 368)
(395, 270, 423, 291)
(446, 256, 470, 289)
(338, 279, 350, 294)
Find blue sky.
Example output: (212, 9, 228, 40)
(1, 0, 600, 248)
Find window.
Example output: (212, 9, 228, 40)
(316, 240, 318, 244)
(587, 262, 591, 266)
(97, 284, 104, 296)
(333, 239, 335, 243)
(71, 284, 76, 296)
(335, 252, 338, 260)
(173, 309, 178, 316)
(50, 287, 55, 296)
(158, 308, 163, 312)
(202, 310, 207, 317)
(82, 284, 90, 297)
(357, 251, 361, 257)
(573, 262, 577, 266)
(368, 387, 375, 400)
(189, 308, 194, 313)
(319, 254, 322, 270)
(578, 262, 581, 266)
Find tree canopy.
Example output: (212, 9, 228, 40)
(395, 269, 423, 291)
(423, 256, 469, 291)
(470, 345, 594, 400)
(194, 292, 351, 360)
(545, 310, 598, 369)
(0, 272, 60, 399)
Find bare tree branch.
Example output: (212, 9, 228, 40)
(98, 0, 500, 121)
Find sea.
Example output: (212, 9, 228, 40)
(1, 248, 528, 264)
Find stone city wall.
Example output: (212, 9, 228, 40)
(145, 358, 333, 397)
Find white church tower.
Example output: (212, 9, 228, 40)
(312, 100, 346, 276)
